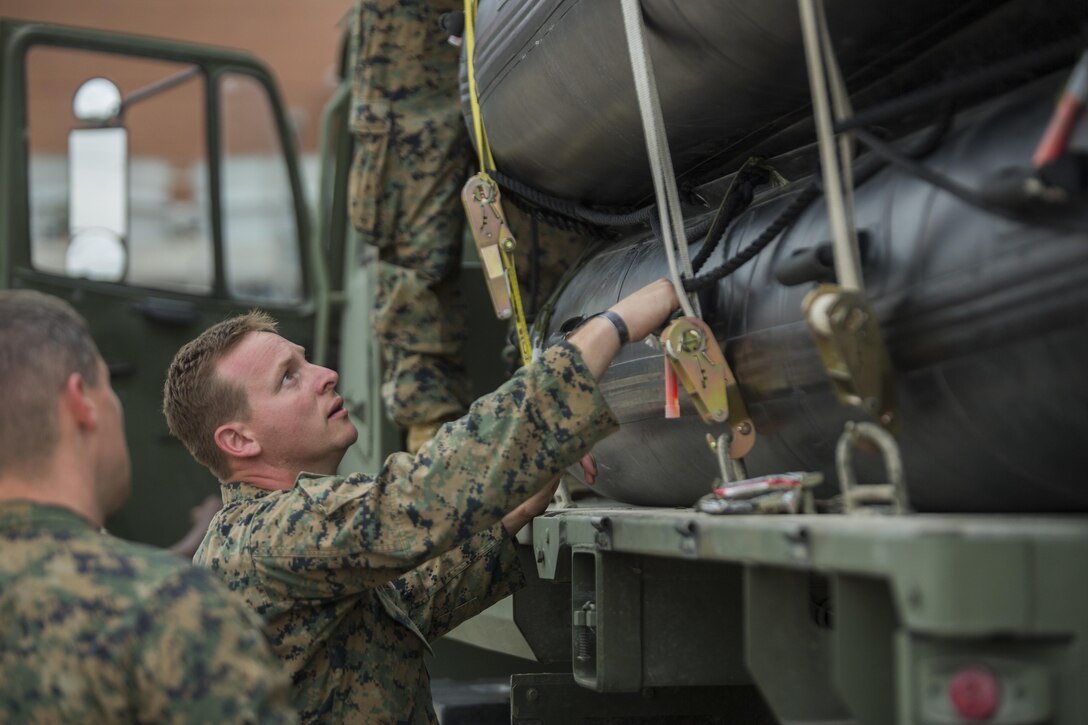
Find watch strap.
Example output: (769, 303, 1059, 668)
(596, 310, 630, 346)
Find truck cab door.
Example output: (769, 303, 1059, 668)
(0, 21, 327, 546)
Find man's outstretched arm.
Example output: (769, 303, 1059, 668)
(567, 278, 680, 379)
(364, 277, 682, 557)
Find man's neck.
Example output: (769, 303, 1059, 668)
(225, 469, 296, 491)
(0, 473, 103, 527)
(227, 458, 341, 491)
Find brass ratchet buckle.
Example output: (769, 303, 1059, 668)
(661, 316, 756, 460)
(461, 173, 516, 320)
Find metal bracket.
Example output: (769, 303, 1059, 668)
(532, 517, 565, 580)
(461, 173, 516, 320)
(590, 516, 612, 551)
(836, 421, 910, 515)
(661, 316, 756, 459)
(552, 474, 575, 509)
(803, 284, 898, 428)
(675, 519, 699, 558)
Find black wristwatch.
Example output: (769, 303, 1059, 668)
(592, 310, 630, 346)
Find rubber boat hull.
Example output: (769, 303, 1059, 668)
(541, 76, 1088, 512)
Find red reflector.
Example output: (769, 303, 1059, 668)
(949, 666, 1001, 720)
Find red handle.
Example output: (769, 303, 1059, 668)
(664, 355, 680, 419)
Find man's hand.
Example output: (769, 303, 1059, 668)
(501, 455, 596, 536)
(502, 475, 562, 536)
(568, 278, 681, 379)
(168, 494, 223, 559)
(580, 453, 598, 486)
(608, 278, 683, 343)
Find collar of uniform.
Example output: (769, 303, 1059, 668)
(0, 500, 97, 532)
(220, 480, 282, 504)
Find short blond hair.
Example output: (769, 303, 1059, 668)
(163, 311, 277, 480)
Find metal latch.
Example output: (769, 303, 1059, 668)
(803, 284, 897, 428)
(836, 421, 910, 515)
(661, 316, 756, 459)
(461, 173, 516, 320)
(697, 430, 822, 516)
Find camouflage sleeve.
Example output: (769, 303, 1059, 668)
(131, 567, 296, 724)
(271, 342, 617, 590)
(391, 521, 526, 641)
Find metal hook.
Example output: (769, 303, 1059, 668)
(835, 421, 909, 515)
(707, 430, 748, 485)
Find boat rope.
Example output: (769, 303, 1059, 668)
(690, 160, 776, 275)
(500, 190, 615, 240)
(620, 0, 700, 318)
(489, 170, 719, 248)
(683, 105, 956, 293)
(683, 184, 822, 293)
(488, 169, 655, 228)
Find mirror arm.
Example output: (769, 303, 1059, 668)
(118, 65, 201, 116)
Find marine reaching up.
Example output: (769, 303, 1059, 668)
(163, 277, 679, 722)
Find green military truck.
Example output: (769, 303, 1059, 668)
(3, 8, 1087, 724)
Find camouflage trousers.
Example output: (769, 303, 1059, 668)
(348, 0, 586, 429)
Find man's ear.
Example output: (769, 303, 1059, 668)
(62, 373, 96, 430)
(214, 422, 261, 460)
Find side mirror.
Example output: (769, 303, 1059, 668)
(67, 119, 128, 281)
(66, 228, 126, 281)
(72, 77, 122, 124)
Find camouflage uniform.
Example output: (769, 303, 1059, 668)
(348, 0, 588, 431)
(194, 342, 617, 723)
(0, 501, 295, 724)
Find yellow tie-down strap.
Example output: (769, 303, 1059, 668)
(461, 0, 532, 365)
(501, 241, 533, 365)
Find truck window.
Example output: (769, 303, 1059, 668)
(219, 72, 302, 304)
(26, 46, 213, 294)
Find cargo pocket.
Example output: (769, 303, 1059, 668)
(375, 582, 434, 656)
(348, 99, 392, 248)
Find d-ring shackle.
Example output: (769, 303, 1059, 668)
(835, 421, 909, 515)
